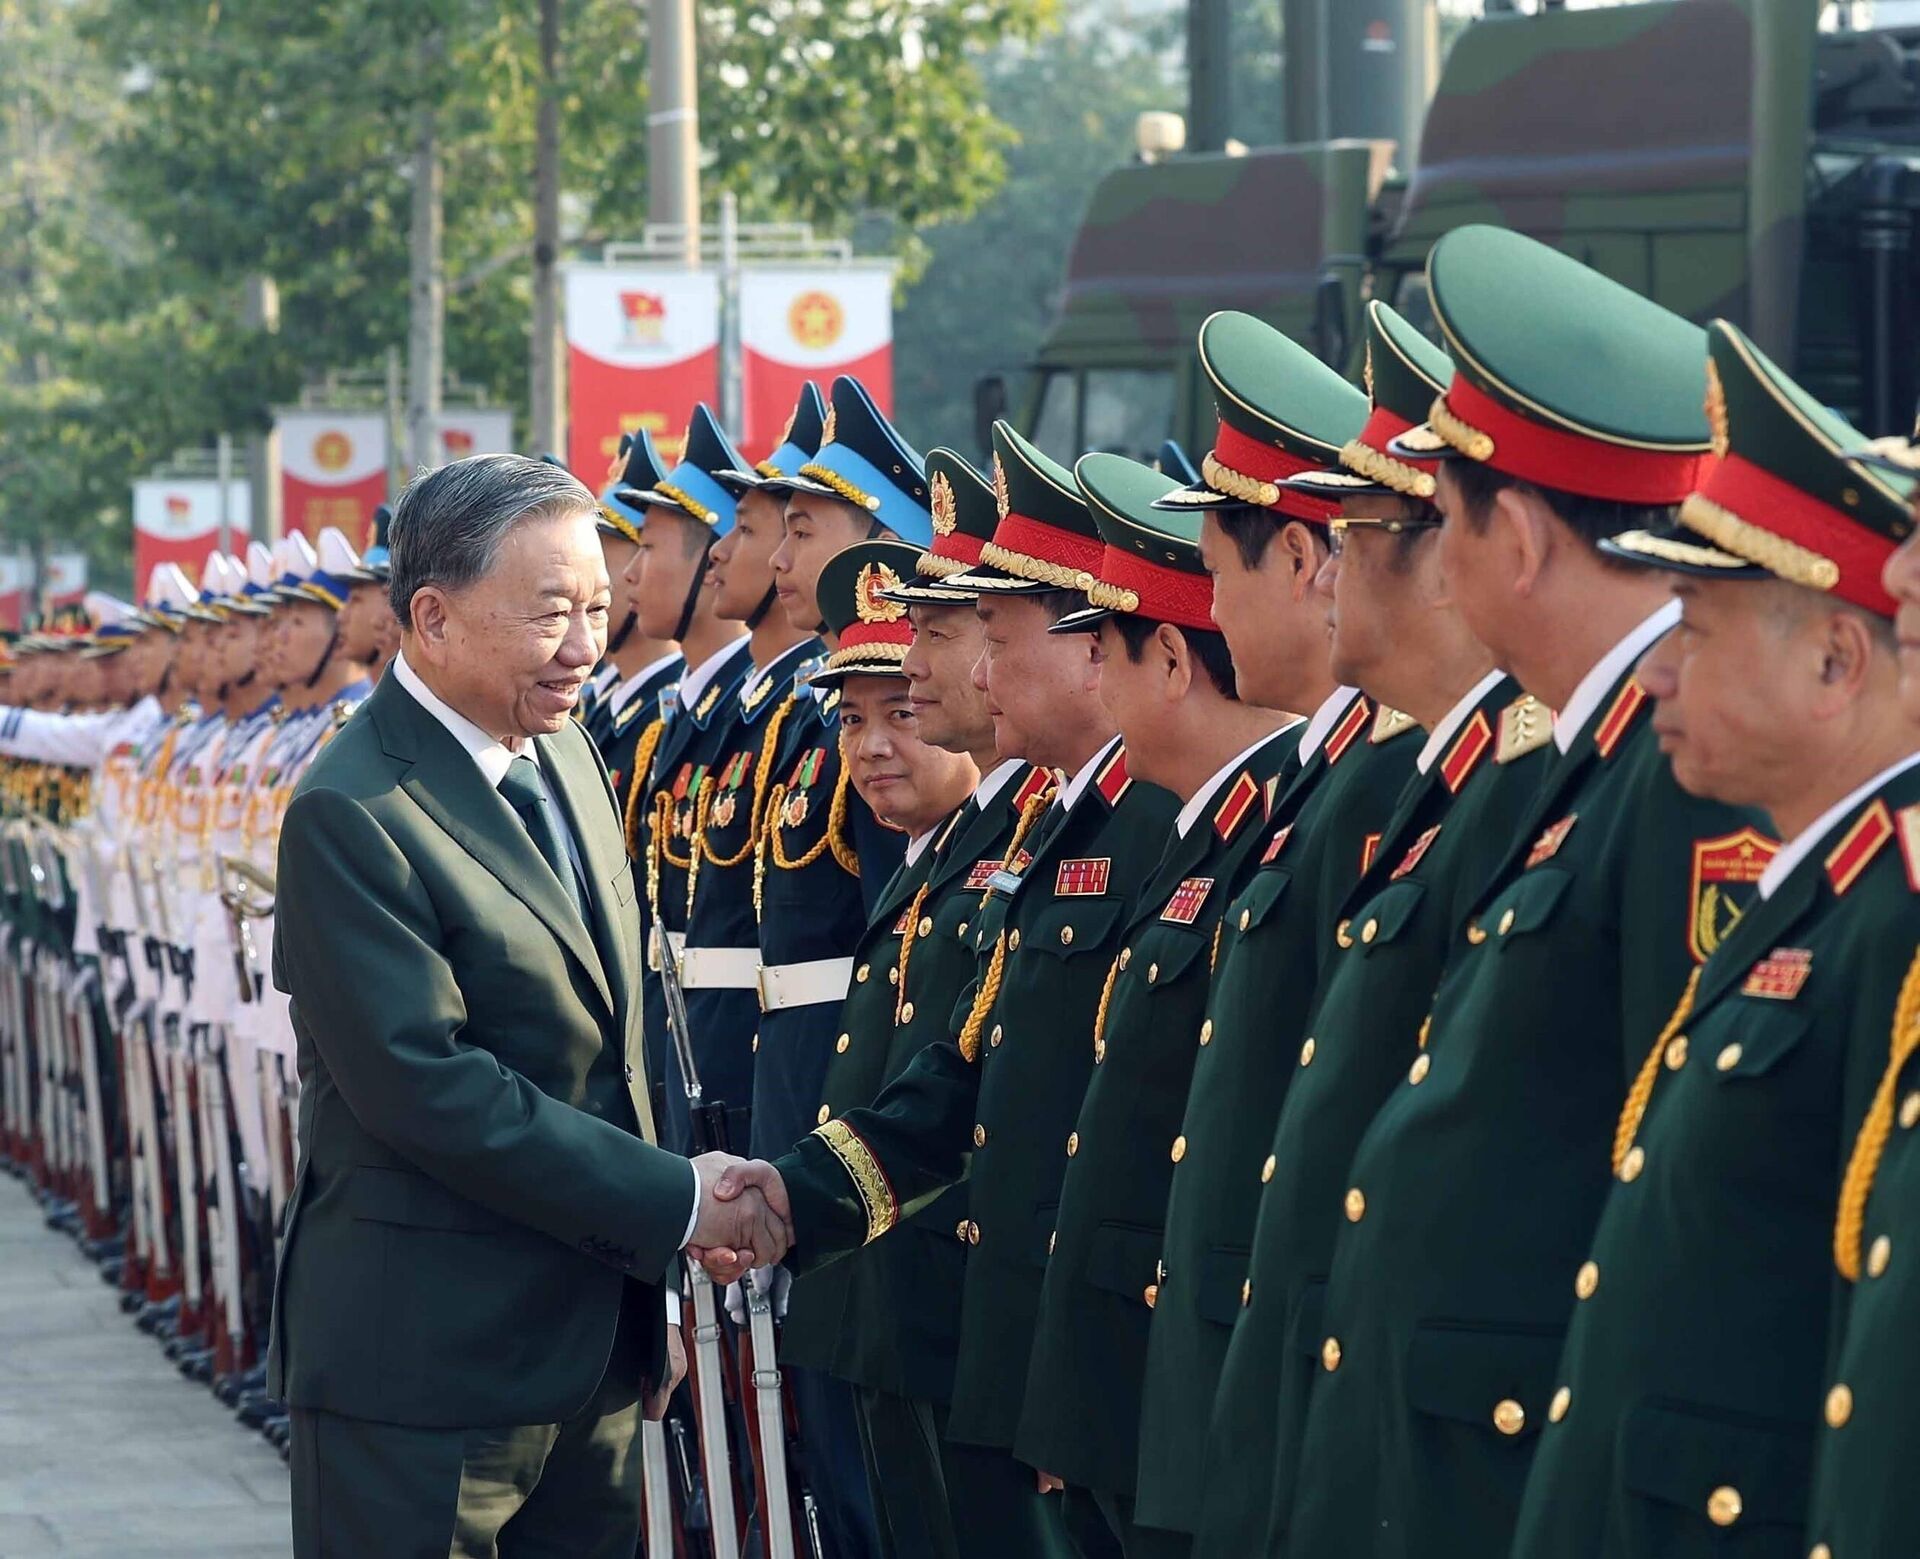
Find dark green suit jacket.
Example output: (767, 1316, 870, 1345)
(267, 670, 694, 1429)
(1284, 665, 1770, 1558)
(1514, 765, 1920, 1559)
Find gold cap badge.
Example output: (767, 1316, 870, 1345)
(855, 563, 907, 624)
(931, 472, 957, 536)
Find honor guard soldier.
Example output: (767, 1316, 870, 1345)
(1122, 309, 1394, 1555)
(1508, 325, 1920, 1559)
(336, 504, 401, 683)
(1009, 452, 1295, 1558)
(780, 537, 994, 1557)
(587, 435, 680, 798)
(1190, 304, 1555, 1559)
(741, 421, 1181, 1559)
(1800, 435, 1920, 1559)
(625, 405, 754, 1150)
(1281, 227, 1773, 1558)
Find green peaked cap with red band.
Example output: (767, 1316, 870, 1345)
(1389, 224, 1711, 504)
(945, 420, 1100, 600)
(1155, 310, 1368, 525)
(1053, 453, 1211, 635)
(1603, 320, 1914, 617)
(876, 448, 998, 607)
(810, 538, 927, 688)
(1287, 300, 1454, 503)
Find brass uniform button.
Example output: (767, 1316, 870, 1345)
(1321, 1337, 1342, 1372)
(1147, 961, 1160, 984)
(1119, 946, 1132, 970)
(1300, 1036, 1316, 1067)
(1239, 908, 1251, 932)
(1417, 1015, 1431, 1049)
(990, 1023, 1004, 1048)
(957, 921, 968, 938)
(817, 1105, 831, 1126)
(1575, 1261, 1599, 1300)
(1361, 918, 1378, 944)
(1548, 1386, 1571, 1423)
(900, 1001, 916, 1023)
(1492, 1399, 1526, 1436)
(1408, 1053, 1431, 1086)
(1825, 1383, 1853, 1428)
(1716, 1042, 1743, 1072)
(1620, 1145, 1646, 1182)
(1059, 925, 1074, 946)
(1144, 1283, 1158, 1309)
(1498, 908, 1516, 936)
(1171, 1136, 1187, 1164)
(1261, 1154, 1276, 1184)
(1467, 921, 1487, 945)
(918, 916, 933, 937)
(1199, 1018, 1213, 1047)
(1811, 1546, 1833, 1559)
(1066, 1132, 1079, 1157)
(1903, 1090, 1920, 1129)
(956, 1219, 970, 1241)
(1664, 1034, 1689, 1070)
(1093, 1037, 1106, 1063)
(972, 1124, 987, 1148)
(967, 1221, 980, 1245)
(1008, 930, 1021, 952)
(1869, 1234, 1892, 1278)
(1336, 919, 1353, 948)
(1706, 1486, 1743, 1528)
(856, 963, 871, 983)
(1242, 1278, 1252, 1306)
(835, 1033, 851, 1054)
(888, 965, 900, 986)
(1344, 1187, 1366, 1223)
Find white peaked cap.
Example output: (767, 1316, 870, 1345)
(246, 541, 275, 590)
(198, 552, 230, 596)
(84, 592, 133, 630)
(312, 526, 362, 576)
(278, 532, 319, 580)
(219, 553, 250, 595)
(148, 563, 197, 612)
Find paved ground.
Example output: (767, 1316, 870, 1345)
(0, 1175, 290, 1557)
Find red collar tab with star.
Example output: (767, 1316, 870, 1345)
(1094, 747, 1133, 807)
(1592, 679, 1649, 761)
(1322, 696, 1374, 769)
(1213, 771, 1261, 842)
(1011, 765, 1056, 815)
(1441, 710, 1494, 794)
(1826, 797, 1895, 896)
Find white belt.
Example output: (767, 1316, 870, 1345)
(677, 945, 761, 991)
(757, 957, 855, 1013)
(646, 928, 688, 973)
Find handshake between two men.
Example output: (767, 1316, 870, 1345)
(688, 1152, 795, 1282)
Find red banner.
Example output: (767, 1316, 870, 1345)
(739, 269, 894, 461)
(132, 479, 253, 588)
(564, 267, 719, 480)
(279, 411, 389, 541)
(433, 410, 514, 466)
(0, 558, 28, 632)
(43, 553, 87, 615)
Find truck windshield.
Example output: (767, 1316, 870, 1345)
(1029, 368, 1176, 466)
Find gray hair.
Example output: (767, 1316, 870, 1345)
(387, 454, 598, 625)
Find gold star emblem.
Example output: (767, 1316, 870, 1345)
(931, 472, 957, 536)
(855, 563, 907, 623)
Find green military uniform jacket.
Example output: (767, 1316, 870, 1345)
(1285, 648, 1771, 1558)
(1014, 727, 1297, 1500)
(1513, 760, 1920, 1559)
(268, 672, 692, 1429)
(773, 741, 1180, 1456)
(783, 766, 1035, 1405)
(1191, 677, 1552, 1558)
(1133, 694, 1423, 1537)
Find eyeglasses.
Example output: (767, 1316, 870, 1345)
(1327, 515, 1442, 558)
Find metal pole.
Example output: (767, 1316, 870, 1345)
(243, 276, 281, 543)
(215, 434, 232, 560)
(386, 347, 406, 497)
(719, 191, 742, 436)
(407, 30, 446, 474)
(647, 0, 701, 268)
(530, 0, 566, 459)
(1187, 0, 1231, 153)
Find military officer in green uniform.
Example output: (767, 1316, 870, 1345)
(1508, 323, 1920, 1559)
(1122, 308, 1394, 1553)
(1188, 303, 1555, 1559)
(705, 420, 1183, 1559)
(1799, 434, 1920, 1559)
(1012, 451, 1297, 1558)
(1280, 226, 1774, 1559)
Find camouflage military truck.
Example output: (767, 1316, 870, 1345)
(999, 0, 1920, 460)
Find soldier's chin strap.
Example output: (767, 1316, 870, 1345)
(744, 584, 777, 631)
(673, 539, 716, 644)
(606, 609, 637, 657)
(304, 615, 341, 691)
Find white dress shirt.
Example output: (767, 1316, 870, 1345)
(606, 651, 682, 721)
(678, 637, 752, 715)
(392, 650, 702, 1246)
(1296, 686, 1363, 767)
(1416, 670, 1506, 776)
(1553, 599, 1681, 756)
(1060, 734, 1123, 814)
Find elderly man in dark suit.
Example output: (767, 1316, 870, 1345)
(270, 453, 786, 1558)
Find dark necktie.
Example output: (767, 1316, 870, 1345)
(500, 753, 588, 923)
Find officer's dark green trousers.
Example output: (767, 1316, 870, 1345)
(854, 1387, 1076, 1559)
(289, 1306, 646, 1558)
(1059, 1485, 1191, 1559)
